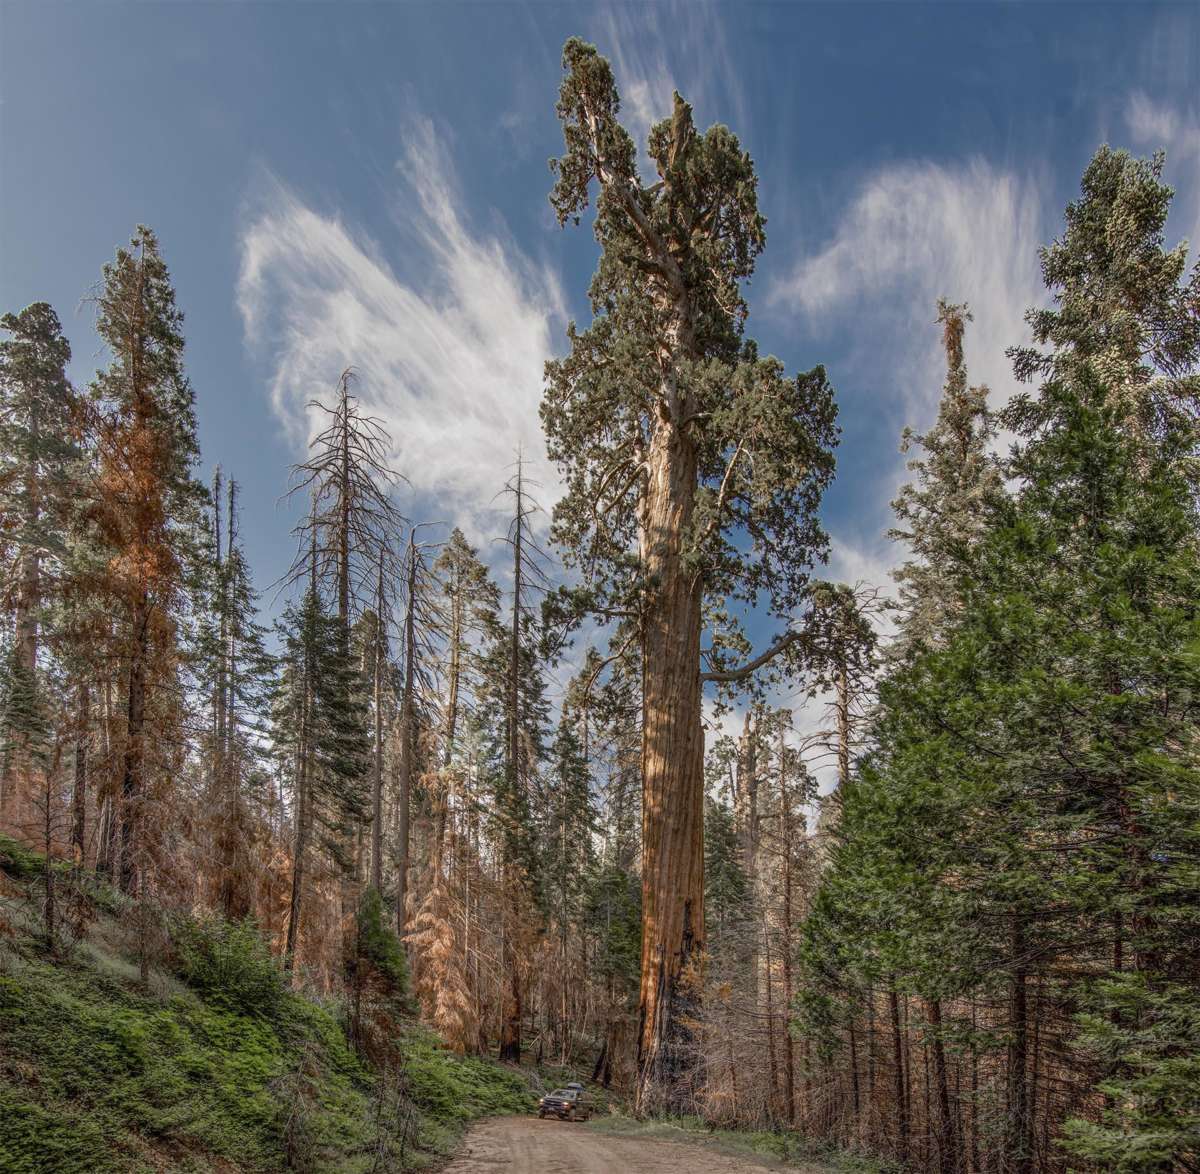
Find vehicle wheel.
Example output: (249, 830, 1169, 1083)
(567, 1107, 576, 1122)
(538, 1110, 546, 1119)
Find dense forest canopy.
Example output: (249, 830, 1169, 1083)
(1, 31, 1199, 1174)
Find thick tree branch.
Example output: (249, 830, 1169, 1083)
(700, 629, 800, 684)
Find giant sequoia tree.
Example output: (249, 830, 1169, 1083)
(544, 38, 837, 1110)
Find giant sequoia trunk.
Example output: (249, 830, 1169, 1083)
(636, 415, 705, 1114)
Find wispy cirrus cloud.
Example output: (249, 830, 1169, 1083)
(770, 157, 1049, 595)
(237, 119, 565, 546)
(772, 157, 1046, 418)
(1124, 91, 1200, 257)
(589, 1, 748, 149)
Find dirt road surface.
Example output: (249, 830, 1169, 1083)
(441, 1116, 829, 1173)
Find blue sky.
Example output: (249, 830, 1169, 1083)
(3, 1, 1199, 770)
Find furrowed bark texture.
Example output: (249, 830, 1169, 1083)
(636, 413, 705, 1114)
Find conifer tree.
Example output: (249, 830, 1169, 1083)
(890, 301, 1002, 652)
(275, 571, 370, 972)
(430, 527, 497, 860)
(542, 701, 596, 1061)
(479, 458, 550, 1063)
(284, 368, 405, 951)
(392, 526, 439, 925)
(196, 473, 274, 919)
(0, 303, 77, 818)
(88, 226, 204, 895)
(545, 38, 837, 1110)
(800, 147, 1200, 1172)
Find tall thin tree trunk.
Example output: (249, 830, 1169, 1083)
(926, 996, 958, 1173)
(118, 597, 149, 896)
(849, 1018, 861, 1137)
(499, 463, 525, 1065)
(284, 677, 310, 973)
(890, 983, 909, 1165)
(370, 552, 386, 893)
(96, 679, 117, 881)
(436, 570, 463, 869)
(970, 999, 981, 1174)
(764, 909, 780, 1117)
(836, 660, 850, 789)
(396, 537, 417, 930)
(778, 729, 797, 1127)
(335, 374, 357, 956)
(866, 989, 877, 1148)
(72, 683, 90, 864)
(213, 469, 227, 796)
(1005, 914, 1032, 1174)
(285, 550, 318, 973)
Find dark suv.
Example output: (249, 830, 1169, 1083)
(536, 1084, 592, 1121)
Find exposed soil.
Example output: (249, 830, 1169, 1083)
(441, 1115, 834, 1173)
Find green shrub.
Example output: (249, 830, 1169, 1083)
(0, 834, 43, 882)
(356, 887, 409, 998)
(403, 1030, 532, 1123)
(1, 908, 539, 1171)
(1061, 974, 1200, 1172)
(171, 915, 285, 1019)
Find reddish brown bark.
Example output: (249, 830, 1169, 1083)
(635, 414, 705, 1114)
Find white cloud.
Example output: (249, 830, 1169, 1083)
(236, 119, 566, 548)
(772, 158, 1046, 421)
(768, 157, 1048, 630)
(589, 2, 748, 152)
(1124, 91, 1200, 258)
(826, 530, 901, 601)
(1126, 91, 1184, 146)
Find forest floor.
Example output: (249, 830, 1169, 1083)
(442, 1115, 845, 1173)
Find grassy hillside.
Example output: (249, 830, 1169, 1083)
(0, 837, 533, 1172)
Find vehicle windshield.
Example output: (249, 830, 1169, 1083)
(550, 1089, 575, 1099)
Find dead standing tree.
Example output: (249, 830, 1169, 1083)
(283, 368, 407, 947)
(492, 453, 552, 1064)
(392, 523, 441, 929)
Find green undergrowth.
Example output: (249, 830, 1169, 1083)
(586, 1112, 895, 1172)
(0, 844, 533, 1172)
(527, 1060, 629, 1115)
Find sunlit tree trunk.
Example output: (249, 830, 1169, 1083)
(636, 412, 705, 1113)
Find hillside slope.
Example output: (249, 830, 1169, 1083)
(0, 837, 533, 1173)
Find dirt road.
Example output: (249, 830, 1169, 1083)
(441, 1116, 828, 1173)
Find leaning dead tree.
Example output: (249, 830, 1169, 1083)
(544, 39, 837, 1112)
